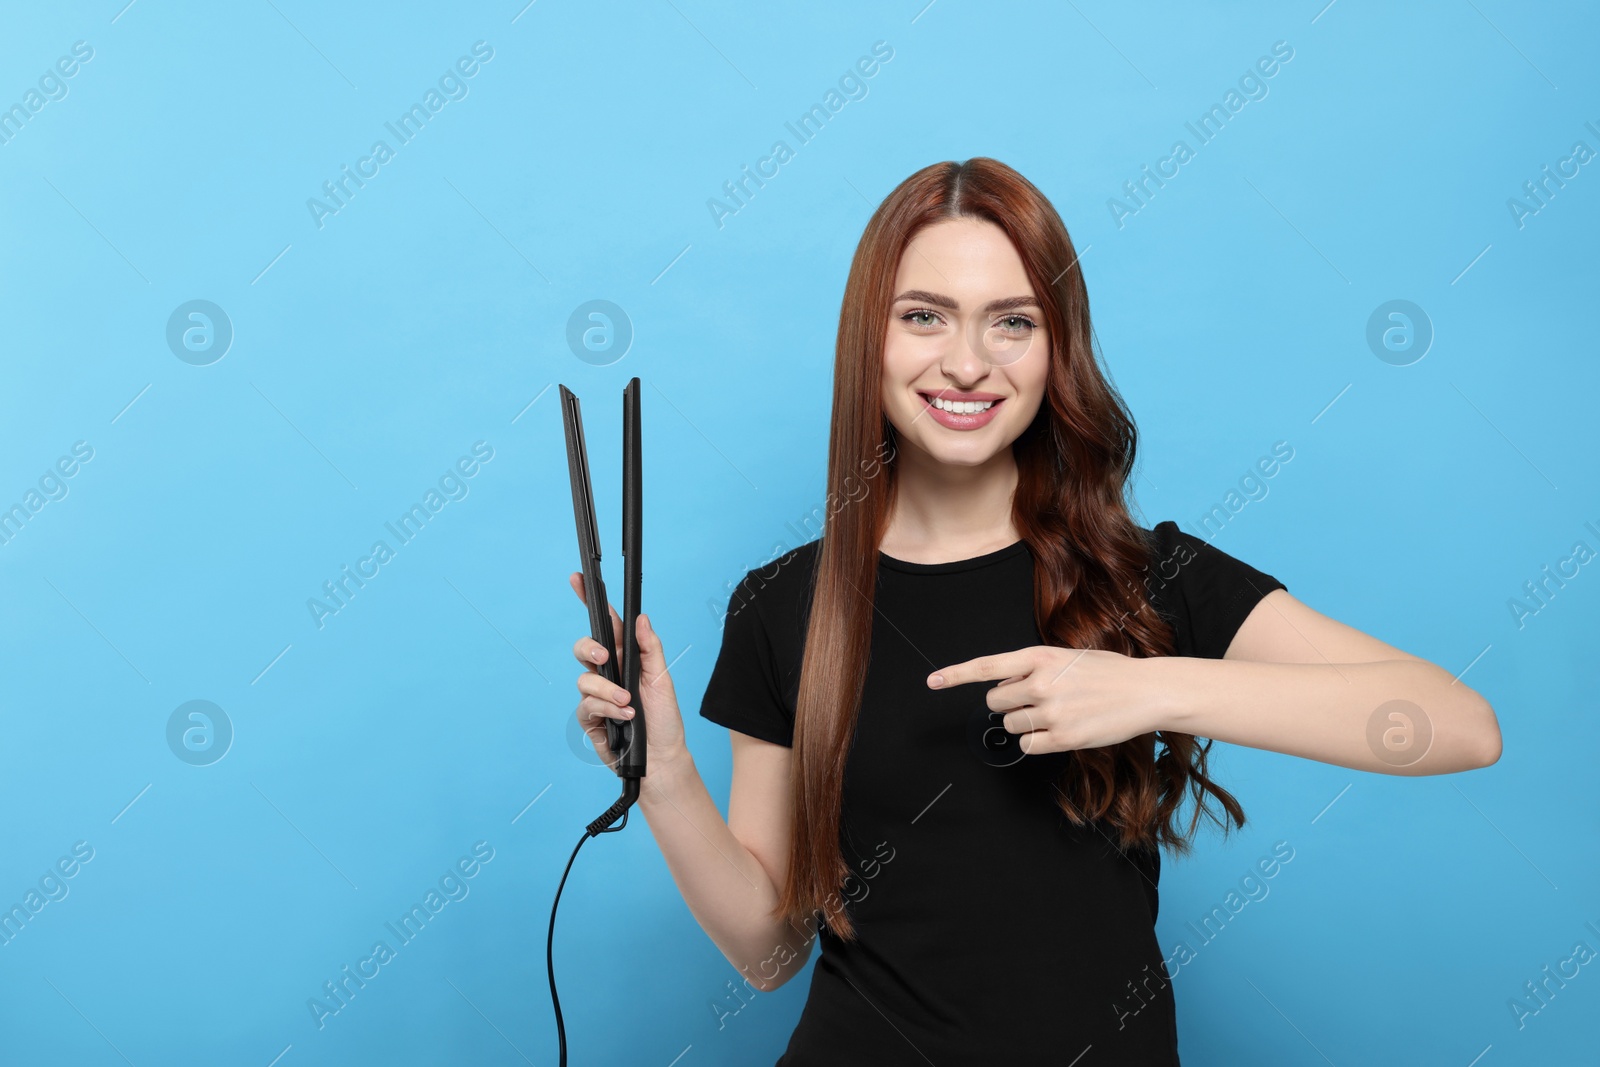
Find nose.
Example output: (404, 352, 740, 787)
(939, 318, 994, 386)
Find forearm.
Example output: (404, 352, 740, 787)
(1151, 656, 1501, 775)
(635, 753, 813, 991)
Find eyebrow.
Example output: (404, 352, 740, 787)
(891, 289, 1040, 313)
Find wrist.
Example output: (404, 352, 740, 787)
(1142, 655, 1196, 735)
(639, 747, 697, 806)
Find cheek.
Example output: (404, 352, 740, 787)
(879, 336, 918, 400)
(1002, 365, 1049, 428)
(880, 329, 909, 369)
(1015, 343, 1051, 405)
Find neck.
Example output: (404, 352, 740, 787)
(881, 440, 1020, 558)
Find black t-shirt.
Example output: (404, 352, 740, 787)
(699, 520, 1287, 1066)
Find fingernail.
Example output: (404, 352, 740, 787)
(928, 673, 944, 688)
(622, 707, 634, 718)
(591, 648, 603, 661)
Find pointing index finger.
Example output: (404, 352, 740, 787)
(928, 649, 1034, 690)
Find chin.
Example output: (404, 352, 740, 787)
(914, 436, 1008, 467)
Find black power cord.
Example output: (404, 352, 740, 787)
(548, 778, 641, 1066)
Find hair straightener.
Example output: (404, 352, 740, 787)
(548, 376, 646, 1066)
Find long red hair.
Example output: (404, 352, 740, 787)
(779, 157, 1246, 942)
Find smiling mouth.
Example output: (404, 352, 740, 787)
(914, 391, 1006, 431)
(918, 392, 1003, 415)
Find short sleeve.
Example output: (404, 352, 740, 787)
(1144, 520, 1287, 659)
(698, 569, 795, 747)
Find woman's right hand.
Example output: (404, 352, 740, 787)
(569, 571, 690, 775)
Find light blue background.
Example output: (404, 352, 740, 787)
(2, 1, 1596, 1064)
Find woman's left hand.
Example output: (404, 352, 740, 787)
(927, 646, 1167, 753)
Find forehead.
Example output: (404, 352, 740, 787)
(892, 216, 1033, 295)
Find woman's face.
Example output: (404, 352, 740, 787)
(880, 216, 1050, 470)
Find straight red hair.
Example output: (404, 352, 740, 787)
(777, 157, 1246, 942)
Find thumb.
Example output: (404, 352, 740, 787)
(637, 613, 676, 690)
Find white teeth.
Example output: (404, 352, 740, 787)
(929, 396, 995, 415)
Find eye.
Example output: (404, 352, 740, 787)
(996, 314, 1037, 334)
(902, 309, 942, 329)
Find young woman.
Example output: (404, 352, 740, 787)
(569, 157, 1502, 1065)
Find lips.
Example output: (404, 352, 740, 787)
(917, 391, 1005, 431)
